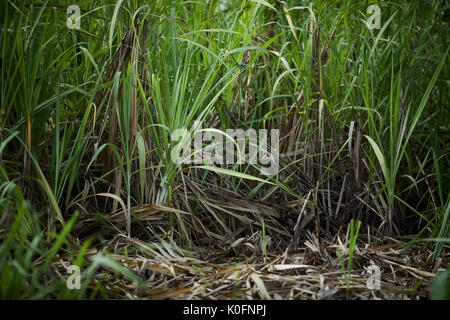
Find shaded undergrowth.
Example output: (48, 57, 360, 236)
(0, 0, 449, 299)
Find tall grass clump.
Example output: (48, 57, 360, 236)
(0, 0, 448, 299)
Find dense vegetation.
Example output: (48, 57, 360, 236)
(0, 0, 448, 299)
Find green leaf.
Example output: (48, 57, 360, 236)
(430, 270, 450, 300)
(193, 165, 274, 185)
